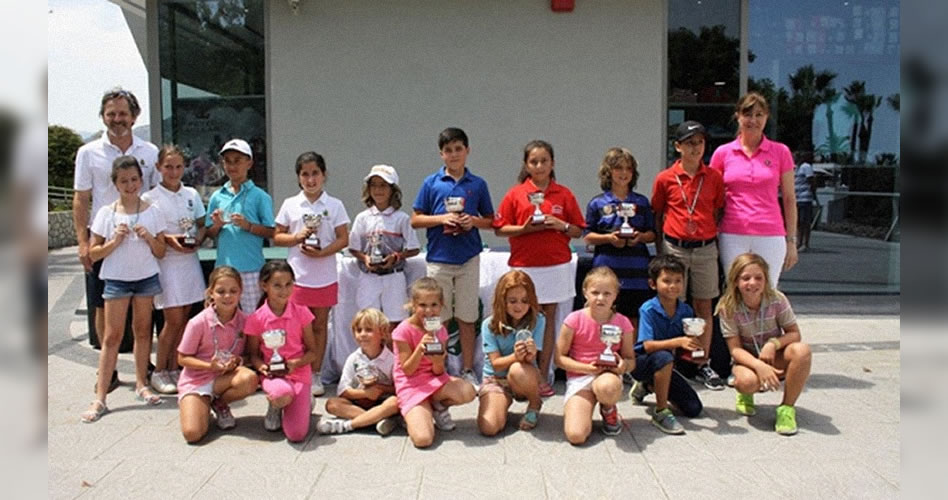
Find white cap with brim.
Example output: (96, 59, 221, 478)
(364, 164, 399, 185)
(220, 138, 253, 159)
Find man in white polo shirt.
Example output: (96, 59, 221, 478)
(72, 88, 160, 390)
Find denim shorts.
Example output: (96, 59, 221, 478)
(102, 274, 162, 300)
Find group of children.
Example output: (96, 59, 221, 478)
(79, 124, 812, 445)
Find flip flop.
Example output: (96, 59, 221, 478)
(136, 386, 163, 406)
(519, 408, 539, 430)
(80, 400, 108, 423)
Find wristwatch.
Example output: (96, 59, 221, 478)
(786, 235, 797, 243)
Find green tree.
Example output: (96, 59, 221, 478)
(787, 65, 838, 154)
(48, 125, 84, 188)
(843, 81, 883, 164)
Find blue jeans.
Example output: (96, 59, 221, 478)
(102, 274, 162, 300)
(631, 349, 702, 418)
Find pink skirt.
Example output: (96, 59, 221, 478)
(291, 282, 339, 308)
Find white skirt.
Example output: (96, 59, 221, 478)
(155, 252, 206, 309)
(513, 261, 576, 304)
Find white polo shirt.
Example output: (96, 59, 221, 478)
(143, 183, 206, 258)
(349, 205, 421, 273)
(74, 134, 160, 222)
(90, 203, 163, 281)
(275, 191, 350, 288)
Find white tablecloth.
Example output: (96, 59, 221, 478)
(321, 251, 578, 384)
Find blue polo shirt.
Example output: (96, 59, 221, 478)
(206, 180, 275, 272)
(634, 296, 694, 355)
(584, 190, 655, 291)
(412, 166, 494, 265)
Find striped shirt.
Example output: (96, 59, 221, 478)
(719, 291, 796, 355)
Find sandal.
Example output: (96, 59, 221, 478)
(519, 408, 540, 431)
(136, 386, 163, 406)
(80, 400, 108, 423)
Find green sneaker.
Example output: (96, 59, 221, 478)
(629, 380, 649, 404)
(651, 408, 685, 435)
(775, 405, 798, 435)
(735, 393, 756, 416)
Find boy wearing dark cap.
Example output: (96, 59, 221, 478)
(650, 121, 726, 390)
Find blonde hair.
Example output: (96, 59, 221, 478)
(351, 308, 391, 344)
(582, 267, 620, 309)
(715, 253, 778, 318)
(205, 266, 242, 307)
(597, 147, 639, 191)
(406, 277, 444, 311)
(488, 270, 540, 336)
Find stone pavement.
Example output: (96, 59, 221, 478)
(47, 247, 900, 499)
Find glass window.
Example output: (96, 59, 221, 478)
(158, 0, 266, 198)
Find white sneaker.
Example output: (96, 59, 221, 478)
(264, 402, 282, 431)
(432, 404, 456, 431)
(376, 417, 397, 436)
(311, 372, 325, 396)
(150, 371, 176, 394)
(169, 369, 181, 385)
(212, 400, 236, 430)
(461, 369, 480, 392)
(318, 418, 351, 434)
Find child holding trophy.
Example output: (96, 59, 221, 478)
(245, 261, 319, 442)
(628, 255, 704, 435)
(554, 267, 635, 444)
(477, 270, 545, 435)
(349, 164, 421, 331)
(583, 147, 656, 326)
(176, 266, 259, 443)
(143, 144, 207, 395)
(319, 308, 400, 436)
(716, 253, 812, 435)
(392, 278, 476, 448)
(494, 140, 585, 397)
(274, 152, 350, 398)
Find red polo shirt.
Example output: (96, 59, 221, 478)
(493, 178, 585, 267)
(651, 160, 724, 241)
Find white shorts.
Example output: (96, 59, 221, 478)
(355, 271, 409, 321)
(513, 262, 575, 304)
(155, 253, 206, 309)
(564, 374, 595, 401)
(177, 380, 215, 402)
(718, 233, 787, 288)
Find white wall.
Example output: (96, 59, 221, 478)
(268, 0, 666, 247)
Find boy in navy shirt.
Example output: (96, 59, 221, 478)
(629, 254, 704, 434)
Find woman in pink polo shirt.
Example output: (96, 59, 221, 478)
(710, 93, 798, 287)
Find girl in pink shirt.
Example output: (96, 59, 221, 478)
(392, 278, 476, 448)
(710, 92, 799, 286)
(176, 266, 260, 443)
(246, 261, 318, 442)
(555, 267, 636, 445)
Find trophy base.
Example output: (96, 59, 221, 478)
(423, 342, 444, 355)
(618, 231, 636, 239)
(530, 216, 545, 225)
(358, 376, 378, 386)
(177, 235, 197, 249)
(595, 354, 618, 368)
(268, 360, 287, 377)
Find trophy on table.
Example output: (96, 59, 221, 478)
(302, 212, 323, 249)
(595, 324, 623, 368)
(368, 232, 385, 266)
(356, 363, 378, 386)
(618, 203, 637, 238)
(177, 216, 197, 248)
(682, 317, 706, 359)
(528, 192, 546, 225)
(422, 316, 444, 355)
(444, 196, 465, 235)
(261, 329, 288, 376)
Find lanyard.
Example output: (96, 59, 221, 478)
(211, 310, 243, 355)
(740, 300, 768, 356)
(674, 173, 704, 219)
(111, 199, 142, 230)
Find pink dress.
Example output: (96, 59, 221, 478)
(176, 307, 247, 401)
(391, 321, 451, 416)
(562, 309, 633, 378)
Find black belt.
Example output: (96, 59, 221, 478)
(665, 235, 717, 249)
(370, 268, 403, 276)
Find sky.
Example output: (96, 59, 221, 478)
(47, 0, 149, 135)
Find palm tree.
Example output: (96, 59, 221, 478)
(844, 81, 883, 164)
(788, 65, 838, 153)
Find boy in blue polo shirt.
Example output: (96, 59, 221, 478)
(629, 254, 704, 435)
(206, 138, 276, 311)
(411, 127, 494, 388)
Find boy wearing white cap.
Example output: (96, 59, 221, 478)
(206, 138, 276, 311)
(349, 164, 421, 330)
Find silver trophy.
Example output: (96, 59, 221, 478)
(356, 363, 378, 386)
(261, 329, 288, 376)
(422, 316, 444, 355)
(528, 191, 546, 225)
(302, 212, 323, 248)
(444, 196, 465, 235)
(595, 324, 623, 367)
(178, 216, 197, 248)
(368, 232, 385, 265)
(682, 317, 706, 359)
(515, 328, 533, 343)
(212, 347, 235, 367)
(618, 203, 637, 238)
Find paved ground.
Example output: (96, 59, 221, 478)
(47, 247, 900, 499)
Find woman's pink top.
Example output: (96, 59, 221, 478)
(244, 301, 315, 385)
(562, 309, 633, 379)
(391, 321, 451, 416)
(177, 307, 247, 400)
(710, 135, 794, 236)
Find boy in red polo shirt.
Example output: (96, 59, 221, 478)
(650, 121, 726, 390)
